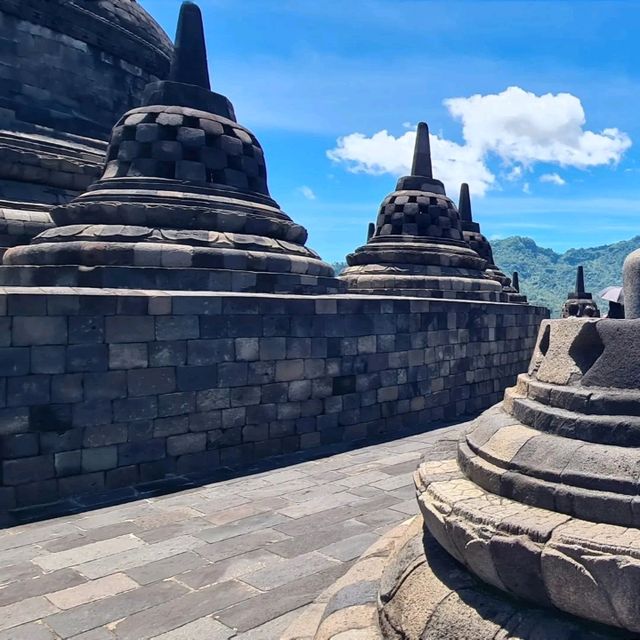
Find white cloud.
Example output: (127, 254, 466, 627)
(539, 172, 566, 186)
(523, 182, 531, 194)
(327, 129, 494, 196)
(298, 185, 317, 200)
(327, 86, 631, 197)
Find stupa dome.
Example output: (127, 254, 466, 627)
(0, 0, 172, 257)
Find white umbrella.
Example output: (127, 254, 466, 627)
(598, 286, 624, 304)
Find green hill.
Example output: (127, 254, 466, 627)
(492, 236, 637, 316)
(332, 236, 638, 317)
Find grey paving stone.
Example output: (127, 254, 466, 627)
(0, 622, 57, 640)
(317, 531, 380, 561)
(44, 580, 188, 637)
(0, 596, 59, 632)
(217, 563, 351, 632)
(124, 551, 205, 585)
(196, 528, 291, 563)
(151, 617, 233, 640)
(177, 549, 283, 589)
(267, 518, 370, 559)
(196, 512, 291, 544)
(0, 567, 85, 606)
(111, 579, 258, 639)
(242, 550, 340, 591)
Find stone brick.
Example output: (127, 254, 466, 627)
(58, 472, 105, 498)
(55, 450, 82, 476)
(72, 400, 112, 427)
(149, 341, 186, 367)
(3, 454, 54, 484)
(106, 316, 154, 343)
(51, 374, 83, 403)
(175, 449, 220, 474)
(113, 397, 158, 422)
(189, 411, 222, 432)
(276, 359, 304, 382)
(83, 424, 128, 447)
(230, 386, 261, 407)
(30, 346, 65, 374)
(167, 432, 206, 456)
(67, 344, 108, 372)
(82, 446, 118, 472)
(260, 337, 286, 360)
(118, 439, 166, 465)
(84, 371, 127, 400)
(109, 343, 148, 370)
(218, 362, 248, 387)
(222, 407, 246, 429)
(187, 339, 235, 365)
(158, 391, 196, 417)
(156, 316, 199, 341)
(176, 365, 217, 391)
(13, 316, 67, 346)
(197, 388, 229, 411)
(289, 380, 312, 402)
(235, 337, 259, 361)
(0, 432, 38, 458)
(69, 316, 105, 344)
(128, 367, 176, 397)
(243, 424, 268, 442)
(7, 375, 49, 406)
(153, 415, 189, 437)
(0, 347, 29, 376)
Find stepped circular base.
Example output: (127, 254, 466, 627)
(0, 264, 345, 294)
(417, 447, 640, 634)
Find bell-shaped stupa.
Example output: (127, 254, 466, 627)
(0, 1, 342, 294)
(562, 265, 600, 318)
(458, 182, 525, 302)
(340, 123, 505, 300)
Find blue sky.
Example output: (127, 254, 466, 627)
(141, 0, 640, 263)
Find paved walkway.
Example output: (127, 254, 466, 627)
(0, 423, 462, 639)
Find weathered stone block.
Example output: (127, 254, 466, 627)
(13, 316, 67, 346)
(3, 454, 54, 484)
(167, 432, 206, 456)
(156, 316, 199, 341)
(176, 365, 217, 391)
(113, 397, 158, 422)
(30, 346, 66, 374)
(67, 344, 108, 372)
(69, 316, 105, 344)
(106, 316, 155, 343)
(109, 343, 148, 369)
(128, 367, 176, 397)
(82, 446, 118, 472)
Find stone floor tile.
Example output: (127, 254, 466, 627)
(177, 549, 283, 588)
(150, 616, 234, 639)
(0, 595, 59, 632)
(77, 535, 204, 579)
(218, 563, 351, 632)
(389, 498, 422, 514)
(44, 580, 188, 637)
(0, 567, 85, 606)
(241, 550, 340, 591)
(277, 491, 363, 519)
(355, 507, 406, 527)
(33, 535, 145, 572)
(195, 512, 290, 544)
(112, 580, 258, 640)
(204, 499, 286, 526)
(334, 470, 392, 488)
(317, 532, 380, 561)
(0, 562, 41, 586)
(0, 621, 57, 640)
(235, 608, 302, 639)
(196, 528, 291, 563)
(268, 518, 370, 559)
(45, 572, 138, 609)
(69, 628, 116, 639)
(125, 551, 205, 585)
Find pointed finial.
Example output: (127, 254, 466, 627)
(169, 1, 211, 90)
(411, 122, 433, 178)
(458, 183, 472, 222)
(575, 265, 585, 295)
(367, 222, 375, 241)
(512, 271, 520, 292)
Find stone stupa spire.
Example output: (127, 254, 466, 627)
(562, 265, 599, 317)
(458, 182, 472, 223)
(169, 1, 210, 89)
(0, 0, 342, 295)
(410, 122, 433, 178)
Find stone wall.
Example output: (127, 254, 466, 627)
(0, 1, 170, 140)
(0, 289, 547, 519)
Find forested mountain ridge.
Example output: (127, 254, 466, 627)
(492, 236, 636, 315)
(331, 235, 638, 316)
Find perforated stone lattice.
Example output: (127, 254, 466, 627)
(103, 108, 268, 195)
(374, 191, 463, 241)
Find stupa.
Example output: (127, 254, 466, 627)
(340, 123, 506, 300)
(0, 0, 172, 258)
(0, 1, 342, 294)
(562, 265, 600, 317)
(303, 248, 640, 639)
(458, 182, 526, 302)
